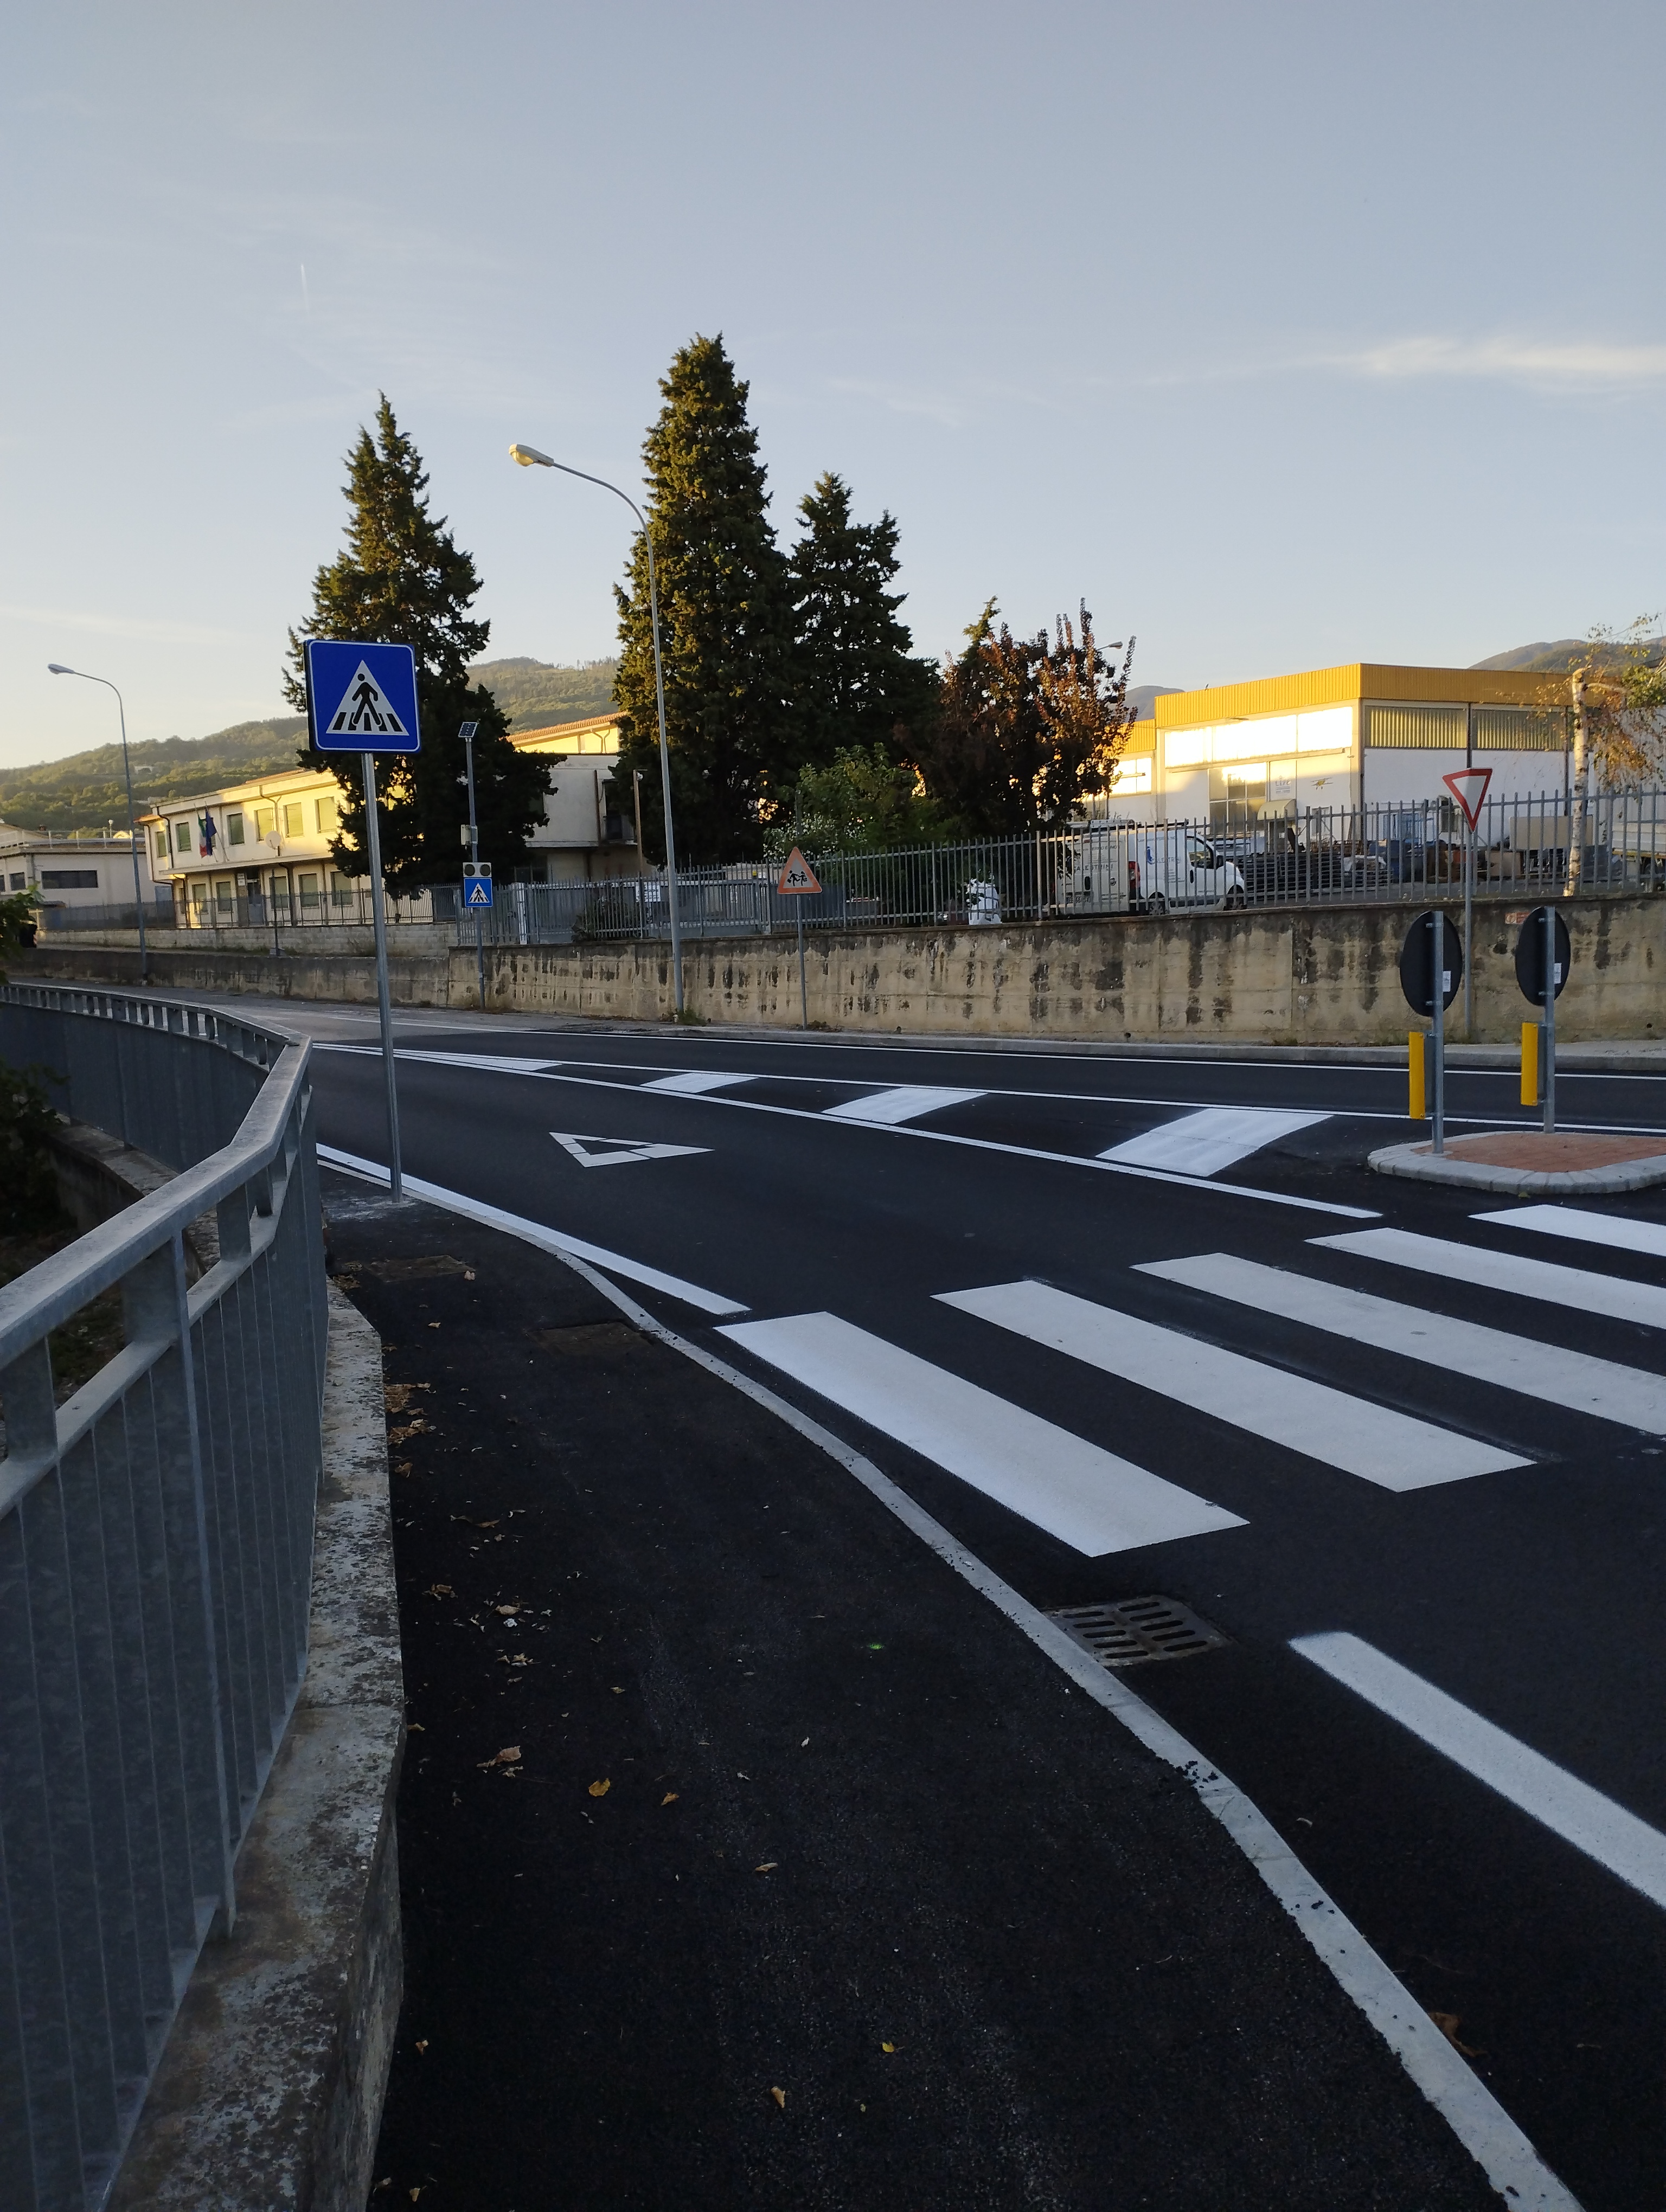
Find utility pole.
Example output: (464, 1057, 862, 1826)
(459, 722, 485, 1009)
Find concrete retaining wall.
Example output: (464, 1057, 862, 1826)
(23, 891, 1666, 1044)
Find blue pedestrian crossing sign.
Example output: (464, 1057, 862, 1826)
(463, 862, 494, 909)
(304, 639, 421, 754)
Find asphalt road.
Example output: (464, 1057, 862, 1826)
(304, 1015, 1666, 2211)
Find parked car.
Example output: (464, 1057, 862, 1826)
(1054, 824, 1245, 915)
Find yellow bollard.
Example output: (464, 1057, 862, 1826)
(1408, 1031, 1427, 1120)
(1521, 1020, 1539, 1107)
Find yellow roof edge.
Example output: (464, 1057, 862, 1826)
(1154, 663, 1572, 728)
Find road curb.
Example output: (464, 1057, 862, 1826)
(1368, 1139, 1666, 1194)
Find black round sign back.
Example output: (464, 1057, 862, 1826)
(1514, 905, 1572, 1006)
(1398, 909, 1463, 1017)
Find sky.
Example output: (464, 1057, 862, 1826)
(4, 0, 1665, 768)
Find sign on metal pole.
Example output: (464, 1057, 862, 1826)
(1515, 904, 1572, 1134)
(1441, 766, 1493, 830)
(776, 847, 821, 1029)
(303, 640, 421, 753)
(1399, 910, 1462, 1154)
(303, 638, 418, 1199)
(777, 846, 822, 896)
(463, 861, 494, 910)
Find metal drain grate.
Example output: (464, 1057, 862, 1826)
(1049, 1595, 1229, 1669)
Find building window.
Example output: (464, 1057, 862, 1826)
(173, 820, 194, 852)
(1362, 703, 1468, 750)
(281, 802, 303, 838)
(254, 804, 276, 838)
(40, 870, 100, 889)
(315, 795, 338, 834)
(153, 827, 169, 859)
(227, 810, 245, 845)
(8, 872, 26, 891)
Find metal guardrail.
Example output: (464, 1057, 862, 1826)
(0, 986, 329, 2211)
(40, 888, 440, 934)
(442, 785, 1666, 947)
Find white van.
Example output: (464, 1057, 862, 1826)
(1054, 824, 1245, 915)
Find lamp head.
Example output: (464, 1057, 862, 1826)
(48, 663, 75, 675)
(509, 442, 555, 468)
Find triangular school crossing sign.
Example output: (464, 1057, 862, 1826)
(777, 846, 821, 894)
(1441, 766, 1494, 831)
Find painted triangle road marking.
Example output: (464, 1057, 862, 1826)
(549, 1130, 708, 1168)
(325, 659, 411, 738)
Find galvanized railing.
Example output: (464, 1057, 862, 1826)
(444, 785, 1666, 946)
(0, 986, 329, 2212)
(40, 886, 440, 934)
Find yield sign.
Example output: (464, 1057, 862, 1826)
(550, 1130, 708, 1168)
(1441, 766, 1494, 830)
(777, 846, 822, 894)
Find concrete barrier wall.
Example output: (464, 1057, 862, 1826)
(23, 891, 1666, 1044)
(477, 893, 1666, 1045)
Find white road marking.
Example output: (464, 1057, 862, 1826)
(1138, 1252, 1666, 1433)
(315, 1144, 746, 1315)
(1098, 1104, 1332, 1175)
(550, 1131, 708, 1168)
(641, 1069, 755, 1094)
(1293, 1631, 1666, 1911)
(937, 1280, 1527, 1490)
(558, 1263, 1579, 2210)
(823, 1084, 986, 1124)
(1479, 1203, 1666, 1263)
(715, 1311, 1245, 1555)
(1316, 1225, 1666, 1330)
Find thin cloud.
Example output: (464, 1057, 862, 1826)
(0, 603, 247, 647)
(1327, 336, 1666, 390)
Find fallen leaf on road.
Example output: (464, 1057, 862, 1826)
(479, 1746, 522, 1769)
(415, 2040, 428, 2054)
(801, 1738, 809, 1747)
(495, 1601, 521, 1613)
(424, 1585, 454, 1599)
(464, 1269, 476, 1280)
(394, 1460, 413, 1476)
(661, 1792, 679, 1805)
(611, 1686, 625, 1695)
(881, 2042, 896, 2054)
(497, 1653, 534, 1668)
(1428, 2011, 1482, 2057)
(388, 1422, 430, 1446)
(754, 1862, 778, 1873)
(770, 2087, 785, 2110)
(588, 1778, 611, 1798)
(407, 1722, 425, 1732)
(384, 1384, 431, 1412)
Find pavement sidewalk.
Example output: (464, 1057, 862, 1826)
(326, 1172, 1503, 2212)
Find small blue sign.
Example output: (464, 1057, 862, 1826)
(464, 875, 494, 909)
(304, 639, 421, 754)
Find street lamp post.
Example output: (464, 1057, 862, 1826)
(457, 720, 486, 1009)
(509, 443, 684, 1014)
(48, 664, 148, 982)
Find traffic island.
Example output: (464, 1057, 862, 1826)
(1370, 1128, 1666, 1194)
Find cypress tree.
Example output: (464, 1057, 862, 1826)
(283, 397, 550, 892)
(612, 336, 794, 863)
(787, 472, 939, 771)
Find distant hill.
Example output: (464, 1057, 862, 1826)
(1475, 638, 1665, 673)
(0, 718, 309, 839)
(471, 656, 619, 730)
(1129, 683, 1180, 721)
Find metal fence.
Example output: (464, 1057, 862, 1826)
(40, 886, 440, 935)
(439, 786, 1666, 947)
(0, 986, 329, 2211)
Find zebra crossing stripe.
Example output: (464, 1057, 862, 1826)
(716, 1311, 1245, 1555)
(1314, 1226, 1666, 1330)
(1098, 1105, 1331, 1175)
(1137, 1253, 1666, 1434)
(1478, 1204, 1666, 1262)
(823, 1085, 986, 1125)
(936, 1281, 1527, 1490)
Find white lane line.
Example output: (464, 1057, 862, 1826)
(322, 1045, 568, 1074)
(823, 1084, 986, 1124)
(641, 1069, 755, 1095)
(518, 1070, 1377, 1217)
(315, 1144, 747, 1316)
(1315, 1226, 1666, 1331)
(715, 1311, 1245, 1556)
(936, 1281, 1527, 1491)
(552, 1265, 1578, 2209)
(1138, 1252, 1666, 1434)
(1479, 1204, 1666, 1263)
(1293, 1631, 1666, 1911)
(1099, 1105, 1332, 1175)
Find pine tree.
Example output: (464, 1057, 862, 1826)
(915, 601, 1135, 838)
(283, 397, 550, 892)
(612, 336, 794, 863)
(787, 472, 939, 771)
